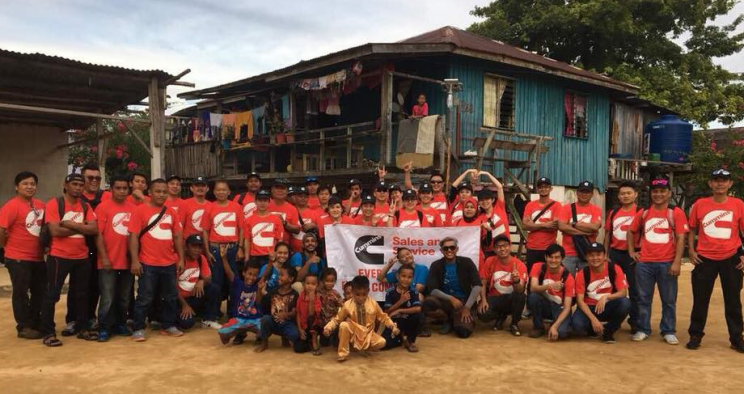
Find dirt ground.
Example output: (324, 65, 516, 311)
(1, 263, 743, 394)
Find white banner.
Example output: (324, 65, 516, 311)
(325, 224, 481, 301)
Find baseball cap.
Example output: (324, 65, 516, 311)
(649, 177, 671, 189)
(166, 174, 181, 182)
(193, 176, 208, 186)
(287, 186, 297, 195)
(305, 176, 318, 184)
(477, 189, 495, 200)
(295, 186, 309, 195)
(419, 183, 433, 193)
(710, 168, 731, 179)
(272, 178, 289, 188)
(536, 177, 552, 187)
(256, 189, 271, 200)
(577, 181, 594, 192)
(65, 173, 84, 183)
(246, 172, 261, 180)
(389, 183, 402, 192)
(492, 234, 511, 245)
(402, 189, 418, 200)
(348, 179, 361, 187)
(185, 234, 204, 245)
(586, 242, 605, 253)
(457, 181, 473, 192)
(374, 181, 389, 191)
(361, 195, 375, 205)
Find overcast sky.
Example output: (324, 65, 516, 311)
(1, 0, 742, 125)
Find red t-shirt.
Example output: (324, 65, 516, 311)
(308, 196, 321, 210)
(45, 197, 97, 260)
(290, 207, 322, 252)
(688, 197, 744, 260)
(233, 193, 258, 221)
(631, 207, 689, 262)
(412, 102, 428, 117)
(342, 199, 362, 216)
(318, 215, 354, 238)
(420, 206, 443, 227)
(373, 203, 390, 223)
(126, 194, 149, 207)
(82, 190, 111, 203)
(430, 194, 450, 226)
(529, 263, 575, 305)
(352, 214, 387, 227)
(558, 203, 602, 256)
(0, 197, 45, 261)
(178, 255, 211, 298)
(128, 204, 181, 266)
(605, 206, 640, 251)
(268, 201, 299, 243)
(575, 263, 627, 306)
(481, 200, 509, 239)
(201, 201, 243, 243)
(165, 197, 183, 216)
(95, 199, 135, 269)
(180, 198, 211, 238)
(244, 213, 284, 256)
(523, 199, 562, 250)
(480, 256, 528, 297)
(396, 209, 430, 228)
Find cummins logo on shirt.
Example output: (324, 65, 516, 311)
(354, 235, 385, 265)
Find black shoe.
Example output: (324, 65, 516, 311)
(493, 315, 506, 331)
(630, 325, 638, 335)
(602, 332, 616, 344)
(730, 341, 744, 353)
(686, 336, 702, 350)
(60, 322, 78, 337)
(528, 328, 545, 339)
(233, 333, 247, 345)
(17, 328, 43, 340)
(510, 324, 522, 337)
(438, 322, 452, 335)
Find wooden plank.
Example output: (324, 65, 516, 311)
(390, 71, 444, 86)
(505, 170, 530, 198)
(0, 102, 153, 123)
(381, 70, 393, 165)
(473, 137, 549, 153)
(346, 127, 352, 169)
(479, 126, 554, 141)
(149, 77, 165, 179)
(476, 128, 497, 170)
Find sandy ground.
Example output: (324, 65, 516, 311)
(1, 263, 743, 394)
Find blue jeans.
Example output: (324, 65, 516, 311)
(572, 297, 630, 335)
(133, 264, 177, 331)
(208, 243, 238, 319)
(97, 269, 133, 331)
(527, 292, 572, 338)
(562, 256, 586, 277)
(609, 248, 639, 329)
(636, 262, 678, 336)
(259, 315, 300, 343)
(177, 293, 213, 330)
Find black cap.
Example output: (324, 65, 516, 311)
(374, 181, 389, 191)
(65, 173, 84, 183)
(348, 179, 361, 187)
(419, 183, 433, 193)
(256, 189, 271, 200)
(649, 177, 671, 190)
(536, 177, 552, 187)
(577, 181, 594, 192)
(166, 174, 181, 182)
(361, 195, 375, 205)
(246, 172, 261, 180)
(457, 181, 473, 192)
(305, 176, 318, 184)
(710, 168, 732, 179)
(493, 234, 511, 245)
(272, 178, 289, 188)
(389, 183, 402, 192)
(586, 242, 605, 253)
(402, 189, 418, 200)
(328, 196, 343, 206)
(295, 186, 309, 195)
(477, 189, 495, 200)
(287, 186, 296, 195)
(193, 176, 208, 186)
(185, 234, 204, 245)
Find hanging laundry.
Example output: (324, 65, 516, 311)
(235, 111, 253, 142)
(221, 113, 237, 140)
(209, 113, 222, 140)
(198, 111, 211, 140)
(251, 105, 266, 136)
(352, 61, 363, 75)
(318, 76, 328, 89)
(326, 93, 341, 116)
(318, 98, 329, 113)
(188, 118, 197, 142)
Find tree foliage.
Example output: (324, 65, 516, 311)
(469, 0, 744, 127)
(684, 129, 744, 197)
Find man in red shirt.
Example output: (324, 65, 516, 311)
(234, 172, 262, 220)
(94, 175, 135, 341)
(397, 190, 429, 228)
(81, 163, 112, 207)
(558, 181, 603, 275)
(244, 190, 285, 267)
(627, 177, 687, 345)
(572, 243, 630, 343)
(127, 172, 150, 206)
(305, 177, 321, 210)
(522, 177, 562, 273)
(527, 244, 574, 340)
(686, 169, 744, 352)
(477, 235, 527, 336)
(180, 176, 211, 239)
(354, 195, 388, 226)
(372, 181, 391, 223)
(129, 179, 185, 341)
(268, 178, 300, 244)
(342, 178, 363, 217)
(404, 166, 450, 225)
(40, 173, 99, 347)
(0, 171, 46, 339)
(290, 186, 320, 252)
(165, 175, 183, 215)
(176, 234, 214, 330)
(604, 181, 640, 333)
(417, 183, 444, 227)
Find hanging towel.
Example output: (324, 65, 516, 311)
(235, 111, 253, 142)
(221, 114, 236, 140)
(251, 106, 265, 135)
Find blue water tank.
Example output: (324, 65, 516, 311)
(644, 115, 692, 163)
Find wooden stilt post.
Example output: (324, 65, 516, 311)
(149, 77, 166, 179)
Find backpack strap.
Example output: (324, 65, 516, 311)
(139, 206, 167, 240)
(583, 266, 591, 293)
(238, 192, 246, 206)
(571, 203, 578, 223)
(532, 201, 556, 222)
(538, 263, 548, 285)
(561, 268, 569, 283)
(417, 210, 424, 226)
(608, 261, 617, 293)
(57, 196, 65, 220)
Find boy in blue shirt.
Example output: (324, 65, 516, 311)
(383, 265, 422, 352)
(217, 260, 263, 345)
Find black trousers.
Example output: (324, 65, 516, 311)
(5, 259, 46, 333)
(41, 256, 91, 336)
(65, 249, 99, 324)
(526, 249, 547, 275)
(478, 293, 526, 325)
(688, 254, 744, 342)
(610, 248, 639, 328)
(383, 314, 422, 349)
(422, 296, 474, 338)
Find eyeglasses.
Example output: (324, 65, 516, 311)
(86, 176, 102, 181)
(441, 245, 457, 252)
(651, 179, 669, 186)
(430, 180, 443, 184)
(712, 169, 731, 176)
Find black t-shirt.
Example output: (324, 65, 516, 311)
(261, 287, 298, 321)
(384, 287, 421, 318)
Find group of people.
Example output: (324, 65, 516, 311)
(1, 161, 743, 361)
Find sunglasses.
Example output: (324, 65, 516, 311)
(86, 176, 102, 181)
(441, 245, 457, 252)
(651, 179, 669, 186)
(712, 169, 731, 176)
(430, 180, 443, 184)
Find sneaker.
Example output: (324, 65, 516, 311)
(89, 319, 99, 331)
(132, 329, 146, 342)
(730, 340, 744, 353)
(663, 334, 679, 345)
(148, 320, 162, 331)
(76, 330, 98, 341)
(438, 322, 452, 335)
(521, 309, 531, 320)
(98, 330, 111, 342)
(631, 332, 649, 342)
(201, 320, 222, 329)
(510, 324, 522, 337)
(233, 333, 247, 345)
(17, 328, 43, 340)
(61, 322, 77, 337)
(528, 328, 545, 339)
(112, 325, 132, 337)
(686, 335, 702, 350)
(602, 332, 616, 344)
(493, 316, 506, 331)
(160, 327, 184, 337)
(418, 327, 432, 338)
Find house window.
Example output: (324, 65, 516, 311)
(483, 75, 515, 130)
(564, 91, 588, 139)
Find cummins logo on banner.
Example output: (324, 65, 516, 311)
(325, 224, 480, 300)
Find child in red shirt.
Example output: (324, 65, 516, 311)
(295, 273, 323, 355)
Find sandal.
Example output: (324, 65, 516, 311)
(43, 335, 63, 347)
(77, 330, 98, 341)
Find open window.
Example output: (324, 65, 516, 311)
(564, 91, 588, 139)
(483, 74, 515, 130)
